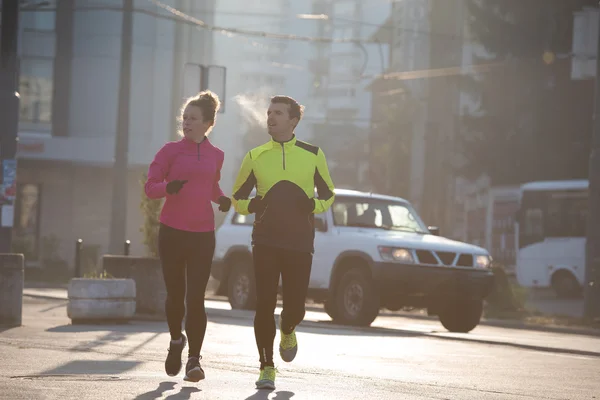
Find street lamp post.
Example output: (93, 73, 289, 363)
(584, 6, 600, 321)
(0, 0, 21, 252)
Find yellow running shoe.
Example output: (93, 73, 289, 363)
(279, 318, 298, 362)
(255, 366, 276, 390)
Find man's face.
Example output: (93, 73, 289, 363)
(267, 102, 297, 138)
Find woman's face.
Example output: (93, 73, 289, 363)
(182, 105, 210, 139)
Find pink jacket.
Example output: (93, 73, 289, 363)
(145, 137, 225, 232)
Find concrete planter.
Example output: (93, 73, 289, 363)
(102, 256, 166, 316)
(67, 278, 136, 323)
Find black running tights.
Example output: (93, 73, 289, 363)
(158, 223, 215, 358)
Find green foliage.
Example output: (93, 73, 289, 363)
(139, 172, 162, 258)
(83, 269, 114, 279)
(484, 263, 528, 318)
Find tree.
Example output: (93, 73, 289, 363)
(460, 0, 596, 185)
(366, 75, 416, 198)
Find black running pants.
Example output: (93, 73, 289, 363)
(252, 244, 312, 368)
(158, 223, 215, 358)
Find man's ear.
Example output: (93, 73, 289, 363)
(291, 117, 299, 128)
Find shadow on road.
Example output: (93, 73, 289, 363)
(0, 324, 19, 334)
(40, 359, 141, 375)
(133, 381, 177, 400)
(164, 386, 202, 399)
(245, 390, 295, 400)
(208, 314, 428, 338)
(46, 321, 165, 334)
(208, 314, 600, 359)
(36, 301, 600, 360)
(39, 301, 68, 313)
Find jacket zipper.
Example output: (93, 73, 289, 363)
(281, 143, 286, 170)
(197, 143, 200, 160)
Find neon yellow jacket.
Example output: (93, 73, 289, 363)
(232, 135, 335, 253)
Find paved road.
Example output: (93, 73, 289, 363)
(0, 297, 598, 399)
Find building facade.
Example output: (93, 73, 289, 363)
(13, 0, 217, 271)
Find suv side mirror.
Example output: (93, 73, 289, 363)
(315, 218, 328, 232)
(428, 226, 440, 236)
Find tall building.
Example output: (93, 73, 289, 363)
(299, 0, 385, 188)
(11, 0, 217, 270)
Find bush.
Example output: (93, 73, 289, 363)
(484, 263, 528, 318)
(139, 173, 162, 258)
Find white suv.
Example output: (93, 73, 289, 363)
(211, 189, 494, 332)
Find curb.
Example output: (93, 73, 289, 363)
(22, 290, 600, 338)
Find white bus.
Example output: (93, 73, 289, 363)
(515, 179, 588, 298)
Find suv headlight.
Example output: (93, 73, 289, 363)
(475, 255, 491, 269)
(378, 246, 415, 264)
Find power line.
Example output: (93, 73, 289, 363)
(21, 1, 503, 82)
(147, 0, 498, 82)
(148, 0, 378, 44)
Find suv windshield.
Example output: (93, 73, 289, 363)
(332, 197, 429, 234)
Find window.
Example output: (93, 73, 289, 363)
(332, 197, 427, 233)
(518, 189, 588, 248)
(523, 208, 543, 237)
(21, 9, 56, 31)
(545, 192, 588, 238)
(19, 57, 54, 123)
(564, 197, 588, 237)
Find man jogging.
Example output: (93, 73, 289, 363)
(231, 95, 335, 390)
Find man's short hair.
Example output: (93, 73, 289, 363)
(270, 95, 305, 123)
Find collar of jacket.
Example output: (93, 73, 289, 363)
(269, 135, 296, 150)
(251, 135, 297, 159)
(181, 135, 208, 147)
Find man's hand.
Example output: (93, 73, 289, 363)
(218, 196, 231, 212)
(166, 180, 188, 195)
(248, 196, 264, 214)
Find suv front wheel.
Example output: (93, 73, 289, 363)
(334, 267, 380, 326)
(227, 259, 257, 310)
(437, 296, 483, 333)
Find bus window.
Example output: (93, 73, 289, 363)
(545, 192, 588, 238)
(519, 208, 544, 248)
(524, 209, 543, 236)
(564, 197, 588, 237)
(545, 197, 563, 238)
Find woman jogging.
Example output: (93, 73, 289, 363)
(144, 90, 231, 382)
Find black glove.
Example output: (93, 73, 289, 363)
(218, 196, 231, 212)
(248, 196, 264, 214)
(166, 179, 187, 195)
(297, 197, 315, 213)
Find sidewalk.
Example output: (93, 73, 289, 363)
(21, 287, 600, 338)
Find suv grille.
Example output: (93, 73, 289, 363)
(437, 251, 456, 266)
(415, 250, 437, 265)
(415, 250, 474, 267)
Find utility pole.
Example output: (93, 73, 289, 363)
(584, 5, 600, 321)
(108, 0, 133, 254)
(0, 0, 20, 253)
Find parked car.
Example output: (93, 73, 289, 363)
(211, 189, 495, 333)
